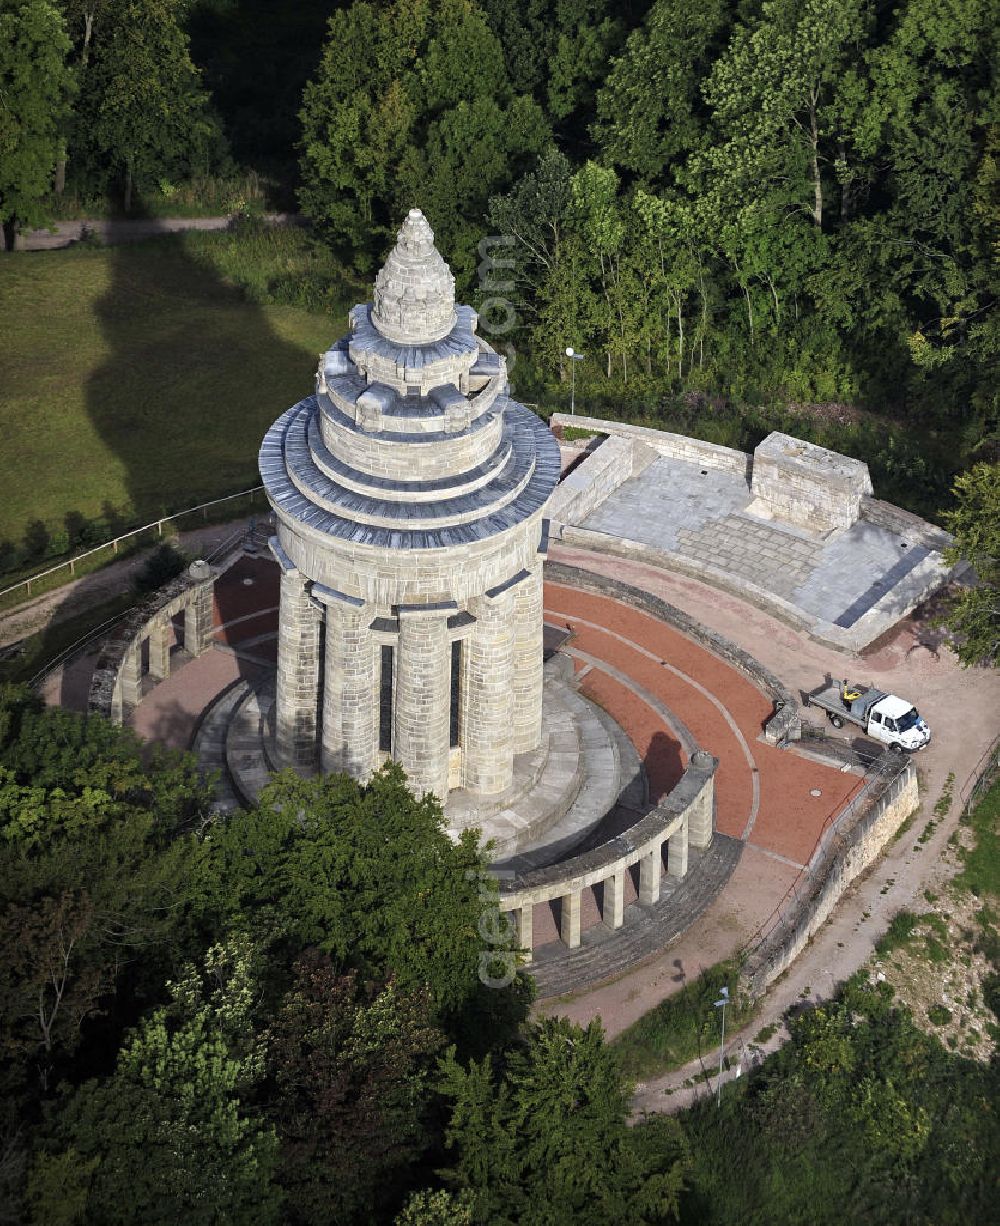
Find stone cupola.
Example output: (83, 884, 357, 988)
(259, 208, 560, 801)
(371, 208, 457, 345)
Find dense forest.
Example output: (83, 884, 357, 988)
(0, 683, 997, 1223)
(3, 0, 997, 492)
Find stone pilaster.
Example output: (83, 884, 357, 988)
(639, 845, 662, 906)
(603, 867, 626, 929)
(511, 566, 544, 754)
(462, 588, 515, 794)
(184, 576, 215, 656)
(274, 566, 321, 769)
(120, 642, 142, 711)
(320, 596, 377, 779)
(560, 889, 581, 949)
(688, 751, 716, 849)
(394, 607, 451, 798)
(515, 904, 533, 960)
(147, 618, 171, 680)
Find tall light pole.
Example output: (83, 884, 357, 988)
(714, 985, 729, 1107)
(565, 347, 584, 416)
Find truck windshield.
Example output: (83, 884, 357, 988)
(897, 709, 921, 732)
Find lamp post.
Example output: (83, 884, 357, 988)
(714, 985, 729, 1107)
(565, 347, 584, 415)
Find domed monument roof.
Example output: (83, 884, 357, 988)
(259, 205, 560, 554)
(372, 208, 457, 345)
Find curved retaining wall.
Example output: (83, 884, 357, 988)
(740, 758, 918, 998)
(88, 565, 217, 723)
(499, 751, 717, 959)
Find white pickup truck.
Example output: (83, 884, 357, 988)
(805, 680, 931, 752)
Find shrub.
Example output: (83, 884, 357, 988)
(133, 543, 187, 595)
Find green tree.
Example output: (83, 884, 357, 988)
(594, 0, 729, 183)
(0, 690, 213, 1101)
(299, 0, 548, 278)
(440, 1016, 687, 1222)
(0, 0, 75, 249)
(77, 0, 224, 210)
(31, 936, 281, 1226)
(201, 763, 517, 1030)
(267, 951, 444, 1224)
(942, 461, 1000, 666)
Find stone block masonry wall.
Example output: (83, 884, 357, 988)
(750, 432, 873, 532)
(274, 567, 321, 769)
(740, 760, 918, 998)
(545, 434, 642, 529)
(395, 608, 452, 798)
(550, 414, 752, 477)
(860, 497, 952, 552)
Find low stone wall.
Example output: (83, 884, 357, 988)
(498, 751, 717, 959)
(545, 433, 646, 529)
(860, 497, 952, 552)
(88, 563, 216, 723)
(740, 759, 919, 998)
(551, 413, 750, 478)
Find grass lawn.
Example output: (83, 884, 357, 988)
(0, 234, 355, 549)
(611, 959, 750, 1080)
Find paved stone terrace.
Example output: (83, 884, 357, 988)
(580, 453, 946, 642)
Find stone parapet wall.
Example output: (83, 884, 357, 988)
(550, 414, 751, 477)
(860, 497, 952, 551)
(740, 759, 919, 998)
(545, 435, 640, 528)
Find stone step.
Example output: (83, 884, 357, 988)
(191, 680, 248, 814)
(528, 834, 744, 1001)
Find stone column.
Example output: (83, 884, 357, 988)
(603, 867, 626, 930)
(639, 844, 662, 906)
(321, 598, 377, 780)
(274, 566, 321, 769)
(515, 903, 533, 961)
(560, 889, 581, 949)
(395, 607, 451, 798)
(462, 588, 514, 794)
(119, 642, 142, 711)
(147, 619, 171, 681)
(184, 569, 215, 656)
(688, 750, 716, 849)
(668, 817, 689, 878)
(511, 566, 544, 754)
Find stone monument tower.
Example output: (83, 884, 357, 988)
(259, 209, 560, 800)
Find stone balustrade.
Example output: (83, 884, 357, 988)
(498, 750, 717, 961)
